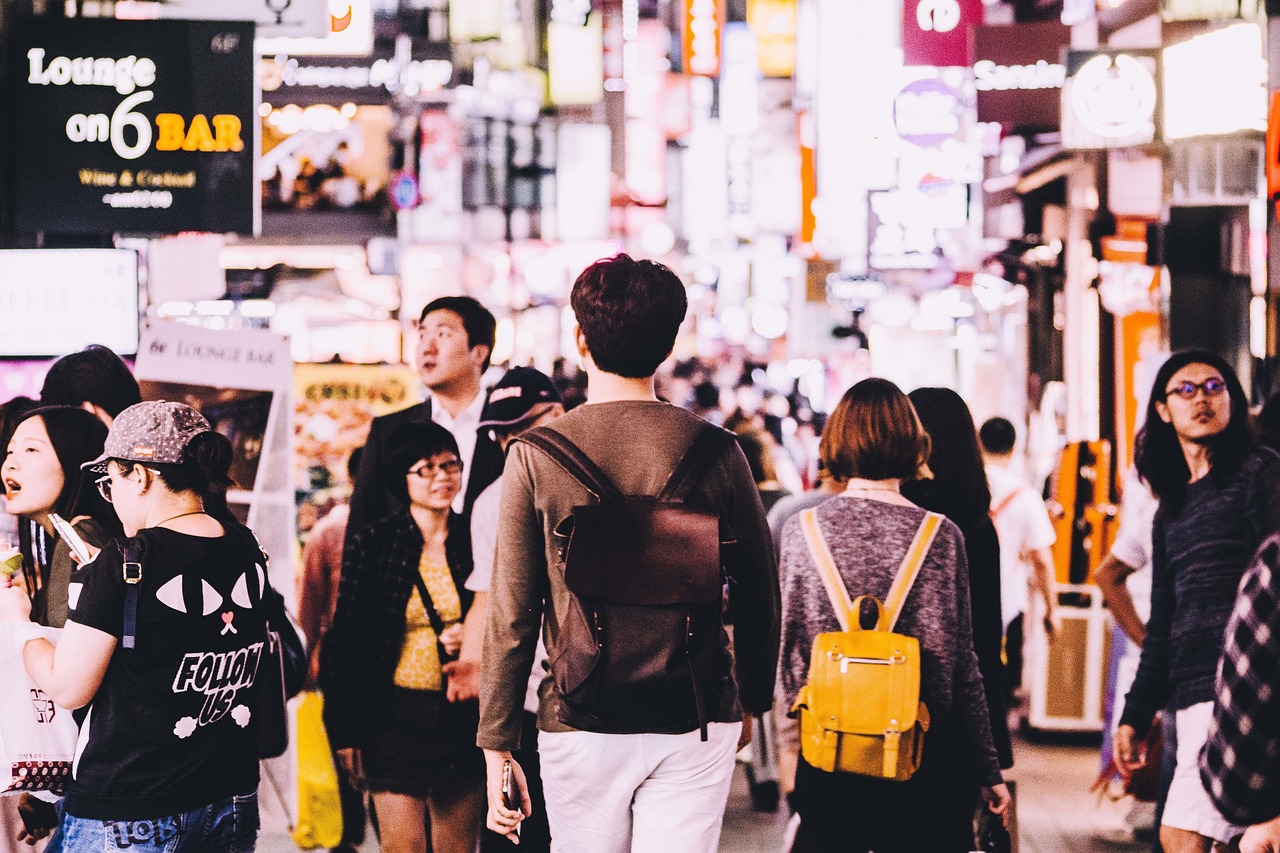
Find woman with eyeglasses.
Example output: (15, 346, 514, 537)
(1, 406, 122, 628)
(1113, 351, 1280, 853)
(321, 421, 484, 853)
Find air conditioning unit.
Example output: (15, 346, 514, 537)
(1170, 138, 1264, 207)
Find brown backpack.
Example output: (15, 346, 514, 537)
(518, 424, 731, 739)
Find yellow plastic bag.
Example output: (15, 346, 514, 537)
(291, 691, 344, 850)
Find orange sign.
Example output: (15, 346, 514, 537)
(683, 0, 724, 77)
(1267, 91, 1280, 203)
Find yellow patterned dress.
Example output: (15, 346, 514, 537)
(393, 551, 462, 691)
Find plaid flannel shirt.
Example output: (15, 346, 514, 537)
(1200, 534, 1280, 826)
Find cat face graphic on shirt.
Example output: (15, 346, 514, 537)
(152, 562, 268, 738)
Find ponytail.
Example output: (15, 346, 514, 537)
(143, 430, 235, 499)
(182, 431, 234, 494)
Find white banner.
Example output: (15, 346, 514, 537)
(117, 0, 329, 39)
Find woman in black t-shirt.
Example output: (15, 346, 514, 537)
(0, 401, 268, 853)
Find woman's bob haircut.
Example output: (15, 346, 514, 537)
(820, 378, 933, 483)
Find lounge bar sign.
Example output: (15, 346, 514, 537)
(7, 18, 257, 235)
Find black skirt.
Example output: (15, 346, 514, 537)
(790, 715, 973, 853)
(363, 687, 484, 797)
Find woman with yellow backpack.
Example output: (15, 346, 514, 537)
(777, 379, 1011, 852)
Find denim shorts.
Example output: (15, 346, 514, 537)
(57, 791, 259, 853)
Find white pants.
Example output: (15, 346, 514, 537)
(538, 722, 742, 853)
(1162, 701, 1246, 844)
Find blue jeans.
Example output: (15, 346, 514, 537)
(57, 792, 258, 853)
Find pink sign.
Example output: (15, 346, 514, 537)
(902, 0, 983, 68)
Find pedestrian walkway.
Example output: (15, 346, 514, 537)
(257, 734, 1150, 852)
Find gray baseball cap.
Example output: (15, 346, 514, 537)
(82, 401, 213, 472)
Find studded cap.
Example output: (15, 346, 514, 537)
(82, 401, 213, 472)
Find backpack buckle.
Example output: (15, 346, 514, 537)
(122, 562, 143, 585)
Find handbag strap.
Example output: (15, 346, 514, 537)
(880, 512, 943, 632)
(799, 509, 857, 632)
(408, 562, 455, 659)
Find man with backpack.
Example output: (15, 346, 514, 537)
(478, 254, 780, 851)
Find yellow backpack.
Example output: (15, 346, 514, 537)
(790, 509, 942, 780)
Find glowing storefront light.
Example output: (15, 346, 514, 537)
(1164, 23, 1265, 140)
(1070, 54, 1156, 139)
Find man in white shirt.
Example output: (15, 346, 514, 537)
(445, 366, 564, 853)
(979, 417, 1059, 699)
(346, 296, 505, 539)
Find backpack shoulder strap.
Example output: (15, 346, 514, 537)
(119, 534, 147, 650)
(879, 512, 944, 632)
(799, 509, 857, 632)
(658, 424, 731, 503)
(989, 490, 1019, 520)
(517, 428, 625, 502)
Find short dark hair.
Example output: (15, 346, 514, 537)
(736, 429, 778, 486)
(346, 446, 364, 483)
(1135, 350, 1251, 512)
(420, 296, 497, 371)
(820, 378, 931, 483)
(570, 254, 688, 379)
(979, 417, 1017, 456)
(40, 345, 142, 418)
(381, 422, 460, 507)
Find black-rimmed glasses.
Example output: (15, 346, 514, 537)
(1164, 378, 1227, 401)
(408, 459, 463, 478)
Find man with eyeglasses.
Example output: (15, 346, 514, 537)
(347, 296, 504, 539)
(1112, 351, 1280, 853)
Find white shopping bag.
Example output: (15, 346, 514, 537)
(0, 622, 79, 794)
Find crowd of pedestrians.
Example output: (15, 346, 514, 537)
(3, 257, 1280, 853)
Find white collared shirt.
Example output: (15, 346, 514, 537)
(430, 389, 486, 513)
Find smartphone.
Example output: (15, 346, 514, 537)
(48, 514, 93, 564)
(501, 759, 521, 839)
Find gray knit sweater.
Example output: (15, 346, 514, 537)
(778, 496, 1004, 787)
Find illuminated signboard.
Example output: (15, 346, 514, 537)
(683, 0, 724, 77)
(7, 18, 257, 235)
(973, 22, 1070, 129)
(748, 0, 796, 78)
(1163, 23, 1265, 140)
(1161, 0, 1260, 21)
(902, 0, 983, 67)
(256, 0, 375, 57)
(0, 249, 140, 356)
(1062, 49, 1160, 150)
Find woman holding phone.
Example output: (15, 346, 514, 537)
(322, 421, 484, 853)
(1, 406, 122, 627)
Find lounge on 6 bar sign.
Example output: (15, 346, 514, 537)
(7, 18, 257, 235)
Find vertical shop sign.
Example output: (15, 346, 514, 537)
(415, 109, 463, 240)
(902, 0, 982, 67)
(7, 18, 257, 235)
(683, 0, 724, 77)
(748, 0, 796, 78)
